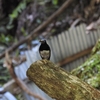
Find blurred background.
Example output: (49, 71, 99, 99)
(0, 0, 100, 100)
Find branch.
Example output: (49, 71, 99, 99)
(5, 51, 46, 100)
(0, 0, 73, 59)
(27, 59, 100, 100)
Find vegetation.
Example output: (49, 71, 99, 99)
(0, 60, 11, 85)
(0, 0, 100, 45)
(71, 39, 100, 90)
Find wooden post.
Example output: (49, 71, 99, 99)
(27, 59, 100, 100)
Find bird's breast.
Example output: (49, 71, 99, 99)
(40, 50, 50, 59)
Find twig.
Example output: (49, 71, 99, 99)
(5, 51, 46, 100)
(0, 0, 73, 59)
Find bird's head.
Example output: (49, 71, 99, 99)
(40, 40, 46, 44)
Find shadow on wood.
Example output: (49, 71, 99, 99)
(27, 59, 100, 100)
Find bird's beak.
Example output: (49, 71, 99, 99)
(39, 40, 46, 43)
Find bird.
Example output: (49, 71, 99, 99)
(39, 40, 51, 60)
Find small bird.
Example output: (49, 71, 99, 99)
(39, 40, 51, 60)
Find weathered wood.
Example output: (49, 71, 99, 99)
(27, 59, 100, 100)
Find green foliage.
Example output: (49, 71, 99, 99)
(91, 39, 100, 55)
(15, 93, 24, 100)
(71, 39, 100, 89)
(7, 0, 32, 29)
(38, 0, 58, 5)
(21, 27, 27, 36)
(87, 75, 100, 88)
(0, 34, 14, 44)
(52, 0, 58, 5)
(0, 60, 11, 85)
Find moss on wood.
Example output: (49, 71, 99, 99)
(71, 39, 100, 89)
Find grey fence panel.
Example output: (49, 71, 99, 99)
(64, 31, 72, 56)
(51, 35, 62, 62)
(79, 24, 88, 49)
(69, 28, 77, 54)
(47, 38, 56, 62)
(14, 62, 28, 80)
(76, 25, 85, 51)
(61, 32, 69, 58)
(58, 33, 65, 59)
(49, 24, 100, 71)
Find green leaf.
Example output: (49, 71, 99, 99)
(36, 19, 42, 24)
(21, 27, 27, 36)
(52, 0, 58, 5)
(6, 25, 14, 29)
(8, 0, 30, 27)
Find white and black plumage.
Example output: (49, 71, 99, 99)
(39, 40, 51, 60)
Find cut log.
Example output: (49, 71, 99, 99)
(27, 59, 100, 100)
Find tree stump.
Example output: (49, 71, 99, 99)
(27, 59, 100, 100)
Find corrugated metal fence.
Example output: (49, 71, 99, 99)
(47, 24, 100, 70)
(15, 24, 100, 100)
